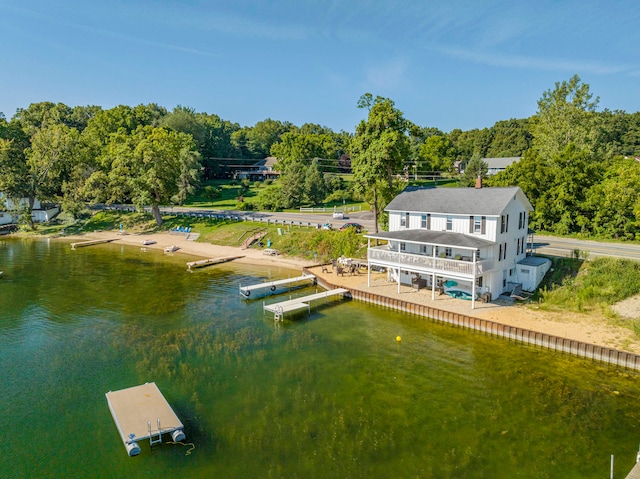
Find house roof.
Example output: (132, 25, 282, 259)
(365, 229, 495, 250)
(385, 186, 532, 216)
(483, 157, 521, 169)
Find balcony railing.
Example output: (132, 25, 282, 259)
(368, 247, 494, 276)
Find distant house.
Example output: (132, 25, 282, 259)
(364, 181, 551, 308)
(234, 157, 281, 181)
(1, 194, 60, 223)
(483, 157, 521, 176)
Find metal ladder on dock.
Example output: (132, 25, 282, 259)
(273, 305, 284, 322)
(148, 418, 163, 446)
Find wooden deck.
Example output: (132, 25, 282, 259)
(187, 255, 244, 271)
(106, 382, 185, 456)
(263, 288, 349, 320)
(239, 274, 316, 298)
(71, 238, 119, 249)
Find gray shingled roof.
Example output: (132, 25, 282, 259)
(385, 186, 531, 216)
(483, 157, 521, 169)
(365, 229, 494, 249)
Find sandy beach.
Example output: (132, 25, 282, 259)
(58, 230, 640, 354)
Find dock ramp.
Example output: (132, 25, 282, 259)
(263, 288, 349, 321)
(240, 274, 316, 299)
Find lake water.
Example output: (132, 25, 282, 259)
(2, 237, 640, 478)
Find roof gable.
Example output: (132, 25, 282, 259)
(385, 186, 532, 216)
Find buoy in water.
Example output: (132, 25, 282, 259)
(396, 336, 402, 342)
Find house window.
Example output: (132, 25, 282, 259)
(476, 276, 483, 287)
(506, 214, 509, 232)
(474, 216, 482, 233)
(501, 215, 506, 233)
(509, 268, 514, 277)
(517, 238, 521, 254)
(503, 243, 507, 260)
(446, 216, 452, 231)
(400, 242, 406, 251)
(419, 244, 427, 254)
(405, 212, 410, 227)
(421, 214, 427, 228)
(445, 247, 452, 257)
(503, 270, 508, 287)
(400, 213, 406, 227)
(499, 244, 503, 261)
(435, 246, 440, 256)
(522, 235, 526, 254)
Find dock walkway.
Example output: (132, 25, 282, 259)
(106, 382, 186, 457)
(187, 256, 244, 271)
(71, 238, 119, 249)
(240, 274, 316, 298)
(263, 288, 349, 320)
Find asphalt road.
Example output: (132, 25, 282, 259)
(533, 235, 640, 260)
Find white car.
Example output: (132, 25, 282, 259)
(332, 212, 344, 219)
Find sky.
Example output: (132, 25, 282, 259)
(1, 0, 639, 133)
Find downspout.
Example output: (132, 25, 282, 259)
(367, 237, 371, 287)
(397, 241, 401, 294)
(471, 250, 477, 310)
(431, 246, 436, 300)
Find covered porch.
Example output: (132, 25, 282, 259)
(364, 229, 496, 309)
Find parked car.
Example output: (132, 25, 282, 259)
(339, 223, 363, 233)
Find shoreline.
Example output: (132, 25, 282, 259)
(51, 229, 640, 355)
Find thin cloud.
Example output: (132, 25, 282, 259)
(437, 46, 632, 75)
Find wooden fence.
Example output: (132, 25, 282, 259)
(307, 268, 640, 371)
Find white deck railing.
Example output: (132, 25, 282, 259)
(368, 247, 494, 276)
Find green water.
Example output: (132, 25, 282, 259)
(1, 238, 640, 478)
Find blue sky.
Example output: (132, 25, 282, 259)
(1, 0, 638, 133)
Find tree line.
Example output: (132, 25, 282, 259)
(1, 74, 640, 236)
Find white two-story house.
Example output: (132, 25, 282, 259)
(364, 183, 551, 308)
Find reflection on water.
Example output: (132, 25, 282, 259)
(1, 237, 639, 478)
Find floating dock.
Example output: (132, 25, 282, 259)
(240, 274, 316, 298)
(263, 288, 349, 321)
(626, 459, 640, 479)
(187, 255, 244, 271)
(106, 382, 186, 457)
(71, 238, 119, 249)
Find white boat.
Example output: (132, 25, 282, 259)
(141, 239, 157, 245)
(164, 245, 179, 253)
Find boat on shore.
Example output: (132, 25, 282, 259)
(141, 239, 157, 245)
(164, 245, 179, 253)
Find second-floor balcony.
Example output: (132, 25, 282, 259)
(368, 246, 494, 277)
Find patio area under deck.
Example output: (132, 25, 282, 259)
(365, 230, 496, 309)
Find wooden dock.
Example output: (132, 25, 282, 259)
(71, 238, 120, 249)
(187, 256, 244, 271)
(263, 288, 349, 321)
(106, 382, 186, 456)
(240, 274, 316, 298)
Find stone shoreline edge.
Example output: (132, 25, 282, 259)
(305, 267, 640, 372)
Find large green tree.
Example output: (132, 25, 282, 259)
(84, 126, 201, 225)
(351, 94, 410, 233)
(531, 74, 600, 159)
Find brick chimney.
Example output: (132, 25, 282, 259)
(475, 175, 482, 189)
